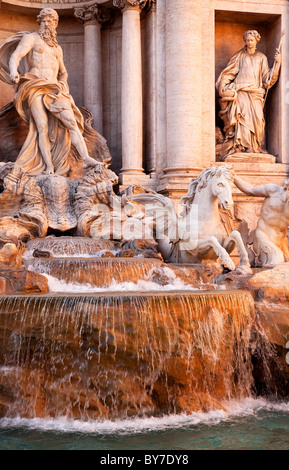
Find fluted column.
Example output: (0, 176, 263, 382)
(155, 0, 167, 181)
(145, 0, 157, 175)
(113, 0, 149, 176)
(165, 0, 203, 175)
(74, 4, 111, 133)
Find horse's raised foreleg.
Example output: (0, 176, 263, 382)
(197, 236, 235, 270)
(223, 230, 252, 274)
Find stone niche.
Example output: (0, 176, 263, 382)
(215, 10, 282, 162)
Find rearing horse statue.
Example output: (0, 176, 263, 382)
(133, 165, 252, 273)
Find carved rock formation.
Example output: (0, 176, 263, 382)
(0, 268, 48, 295)
(0, 174, 48, 242)
(117, 239, 162, 260)
(0, 243, 22, 269)
(75, 175, 158, 257)
(75, 165, 118, 237)
(245, 264, 289, 301)
(37, 175, 77, 232)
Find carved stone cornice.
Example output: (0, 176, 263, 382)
(74, 3, 111, 26)
(113, 0, 150, 12)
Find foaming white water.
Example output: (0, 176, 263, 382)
(223, 397, 289, 415)
(256, 300, 289, 311)
(0, 399, 288, 435)
(23, 249, 119, 260)
(43, 267, 199, 293)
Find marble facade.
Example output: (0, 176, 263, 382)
(0, 0, 289, 231)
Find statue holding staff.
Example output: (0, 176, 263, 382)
(216, 30, 282, 159)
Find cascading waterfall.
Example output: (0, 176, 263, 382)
(0, 291, 256, 420)
(24, 258, 164, 288)
(1, 237, 280, 424)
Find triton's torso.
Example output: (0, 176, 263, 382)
(258, 192, 289, 239)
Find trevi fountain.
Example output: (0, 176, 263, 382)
(0, 0, 288, 451)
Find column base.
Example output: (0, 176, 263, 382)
(158, 167, 204, 200)
(120, 168, 146, 175)
(163, 166, 203, 176)
(119, 172, 155, 190)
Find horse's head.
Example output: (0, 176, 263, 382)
(210, 166, 234, 210)
(180, 165, 234, 216)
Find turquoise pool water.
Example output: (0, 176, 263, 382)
(0, 399, 288, 450)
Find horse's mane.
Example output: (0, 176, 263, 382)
(180, 165, 233, 216)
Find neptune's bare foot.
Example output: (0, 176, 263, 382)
(83, 156, 102, 173)
(43, 166, 54, 175)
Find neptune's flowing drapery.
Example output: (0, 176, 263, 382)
(0, 32, 84, 176)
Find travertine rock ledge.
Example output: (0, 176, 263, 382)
(0, 267, 48, 294)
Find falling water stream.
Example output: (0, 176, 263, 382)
(24, 258, 164, 287)
(0, 238, 288, 450)
(0, 291, 255, 420)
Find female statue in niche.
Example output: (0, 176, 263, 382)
(216, 30, 281, 160)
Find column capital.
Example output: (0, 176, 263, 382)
(113, 0, 151, 12)
(74, 3, 111, 26)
